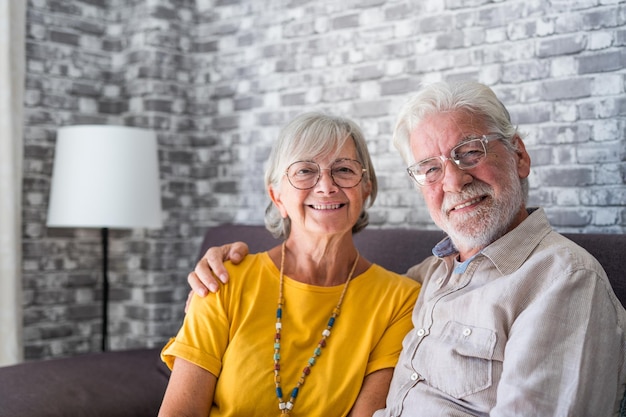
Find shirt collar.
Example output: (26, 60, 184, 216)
(432, 208, 553, 275)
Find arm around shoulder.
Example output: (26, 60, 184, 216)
(188, 242, 251, 296)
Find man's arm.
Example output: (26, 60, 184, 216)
(492, 269, 623, 416)
(188, 242, 250, 296)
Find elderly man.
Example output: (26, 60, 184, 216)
(188, 81, 626, 416)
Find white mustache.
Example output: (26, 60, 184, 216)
(442, 183, 493, 215)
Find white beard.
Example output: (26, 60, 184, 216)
(437, 168, 525, 254)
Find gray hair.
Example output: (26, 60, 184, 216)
(264, 112, 378, 239)
(393, 80, 528, 199)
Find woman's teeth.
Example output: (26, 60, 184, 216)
(312, 204, 342, 210)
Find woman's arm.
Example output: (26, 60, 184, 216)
(348, 368, 394, 417)
(158, 357, 217, 417)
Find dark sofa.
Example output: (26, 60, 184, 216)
(1, 225, 624, 417)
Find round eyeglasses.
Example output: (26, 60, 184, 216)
(285, 158, 367, 190)
(407, 134, 505, 186)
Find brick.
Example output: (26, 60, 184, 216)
(553, 188, 581, 205)
(534, 166, 594, 186)
(537, 34, 587, 58)
(582, 8, 620, 30)
(546, 209, 593, 227)
(380, 77, 419, 96)
(352, 64, 385, 81)
(527, 187, 553, 206)
(593, 207, 621, 226)
(509, 103, 552, 125)
(212, 115, 239, 130)
(331, 13, 360, 29)
(436, 30, 465, 49)
(98, 100, 127, 114)
(596, 163, 626, 186)
(284, 20, 315, 38)
(588, 31, 613, 50)
(385, 4, 410, 21)
(592, 119, 621, 142)
(67, 304, 101, 320)
(588, 50, 626, 75)
(352, 99, 390, 117)
(541, 78, 592, 100)
(49, 30, 80, 46)
(417, 14, 453, 34)
(280, 92, 306, 106)
(527, 146, 552, 166)
(144, 98, 173, 112)
(616, 28, 626, 46)
(502, 60, 550, 83)
(553, 101, 577, 122)
(581, 187, 626, 206)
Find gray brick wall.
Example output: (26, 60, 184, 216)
(22, 0, 626, 360)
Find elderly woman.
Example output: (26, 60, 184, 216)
(158, 112, 420, 417)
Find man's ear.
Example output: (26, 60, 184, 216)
(513, 135, 531, 179)
(268, 185, 288, 218)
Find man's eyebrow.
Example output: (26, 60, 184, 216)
(457, 133, 483, 143)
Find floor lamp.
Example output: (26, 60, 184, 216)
(47, 125, 163, 351)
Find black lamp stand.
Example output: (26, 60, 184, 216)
(101, 227, 109, 352)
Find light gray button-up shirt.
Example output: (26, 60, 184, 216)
(374, 208, 626, 417)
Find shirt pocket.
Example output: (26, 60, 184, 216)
(421, 320, 496, 398)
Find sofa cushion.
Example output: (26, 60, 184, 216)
(0, 348, 168, 417)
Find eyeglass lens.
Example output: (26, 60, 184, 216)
(287, 159, 364, 189)
(451, 138, 487, 168)
(410, 138, 487, 185)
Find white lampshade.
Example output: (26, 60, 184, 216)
(47, 125, 163, 229)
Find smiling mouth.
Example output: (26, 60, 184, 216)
(310, 204, 344, 210)
(449, 196, 485, 212)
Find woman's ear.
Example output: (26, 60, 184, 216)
(268, 185, 288, 218)
(362, 179, 372, 202)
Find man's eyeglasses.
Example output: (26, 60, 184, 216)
(407, 134, 505, 186)
(285, 158, 367, 190)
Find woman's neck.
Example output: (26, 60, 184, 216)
(268, 236, 368, 286)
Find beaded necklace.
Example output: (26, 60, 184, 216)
(273, 242, 359, 415)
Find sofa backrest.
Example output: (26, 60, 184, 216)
(199, 225, 625, 308)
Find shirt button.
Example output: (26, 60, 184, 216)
(416, 328, 426, 336)
(410, 372, 418, 381)
(463, 328, 472, 336)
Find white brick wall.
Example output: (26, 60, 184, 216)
(22, 0, 626, 360)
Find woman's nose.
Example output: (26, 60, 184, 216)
(315, 169, 338, 192)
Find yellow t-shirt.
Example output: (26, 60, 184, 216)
(162, 252, 419, 416)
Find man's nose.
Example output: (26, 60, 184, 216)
(441, 159, 472, 193)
